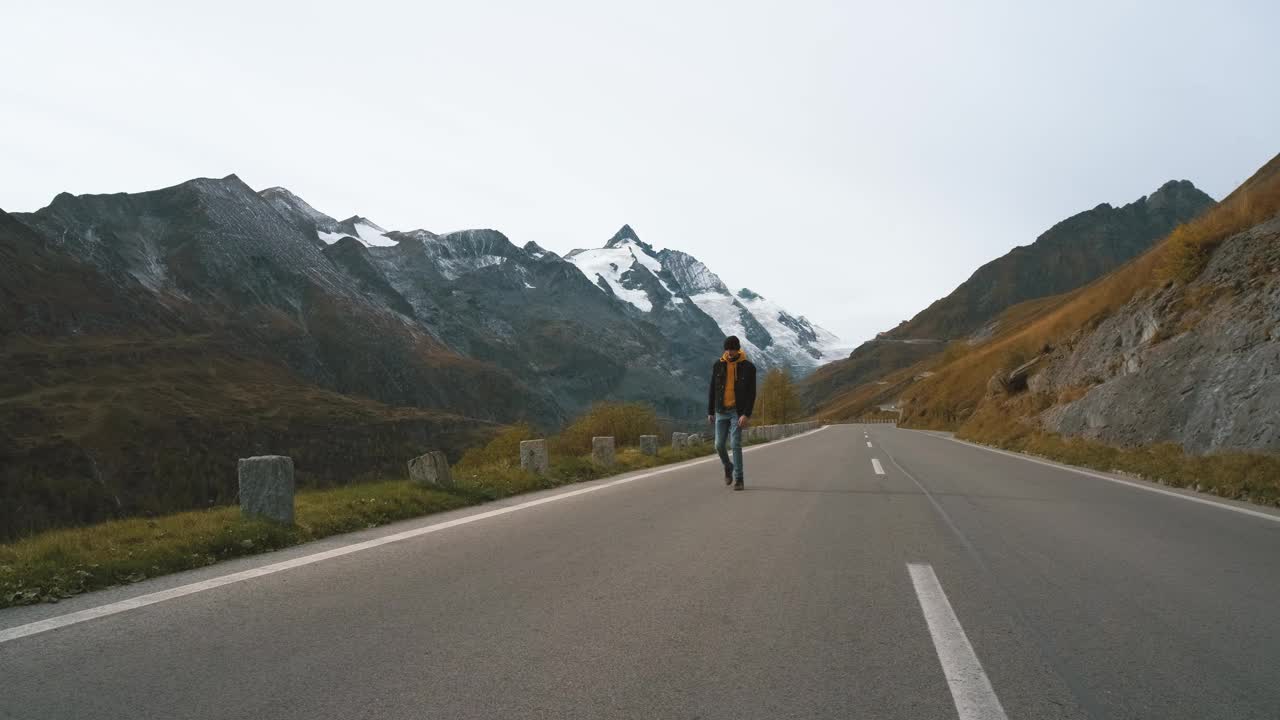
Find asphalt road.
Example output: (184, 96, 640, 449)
(2, 424, 1278, 719)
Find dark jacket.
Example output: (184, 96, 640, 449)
(708, 357, 757, 416)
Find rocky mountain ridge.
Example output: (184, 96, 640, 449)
(803, 179, 1216, 409)
(0, 175, 842, 536)
(829, 153, 1280, 462)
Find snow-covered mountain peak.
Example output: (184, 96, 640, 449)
(565, 226, 844, 373)
(604, 224, 645, 248)
(565, 244, 662, 312)
(256, 183, 845, 372)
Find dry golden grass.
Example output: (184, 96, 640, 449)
(814, 365, 918, 422)
(958, 406, 1280, 509)
(1156, 155, 1280, 284)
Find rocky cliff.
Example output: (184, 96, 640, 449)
(1035, 214, 1280, 453)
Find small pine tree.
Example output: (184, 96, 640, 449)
(757, 367, 801, 424)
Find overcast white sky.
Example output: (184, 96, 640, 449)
(2, 0, 1276, 344)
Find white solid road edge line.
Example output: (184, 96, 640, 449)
(908, 563, 1009, 720)
(940, 435, 1280, 525)
(0, 426, 830, 645)
(872, 458, 885, 475)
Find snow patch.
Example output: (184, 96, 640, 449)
(627, 244, 684, 300)
(687, 288, 845, 369)
(353, 220, 397, 247)
(737, 292, 845, 363)
(566, 242, 688, 312)
(317, 220, 396, 248)
(688, 292, 763, 357)
(568, 228, 844, 370)
(567, 246, 655, 312)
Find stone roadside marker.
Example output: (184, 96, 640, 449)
(639, 435, 658, 456)
(520, 439, 549, 474)
(592, 436, 616, 466)
(238, 455, 295, 524)
(409, 450, 454, 489)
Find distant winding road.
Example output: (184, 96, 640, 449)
(2, 424, 1278, 719)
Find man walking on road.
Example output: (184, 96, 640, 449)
(708, 335, 756, 491)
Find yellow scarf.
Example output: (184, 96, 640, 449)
(721, 349, 746, 408)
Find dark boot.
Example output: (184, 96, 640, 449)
(724, 463, 734, 485)
(733, 478, 745, 491)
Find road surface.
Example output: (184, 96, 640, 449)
(2, 424, 1278, 719)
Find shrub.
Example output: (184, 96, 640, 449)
(756, 367, 802, 424)
(456, 423, 536, 471)
(551, 401, 659, 454)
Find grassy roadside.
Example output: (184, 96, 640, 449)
(0, 438, 765, 609)
(957, 410, 1280, 509)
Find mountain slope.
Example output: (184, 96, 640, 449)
(900, 179, 1215, 340)
(803, 180, 1215, 408)
(0, 202, 502, 539)
(2, 177, 844, 537)
(15, 176, 545, 421)
(0, 179, 553, 538)
(822, 153, 1280, 459)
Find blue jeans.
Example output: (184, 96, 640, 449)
(715, 411, 743, 481)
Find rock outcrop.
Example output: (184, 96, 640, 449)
(1033, 215, 1280, 453)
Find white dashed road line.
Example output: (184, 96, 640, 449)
(908, 563, 1008, 720)
(872, 458, 885, 475)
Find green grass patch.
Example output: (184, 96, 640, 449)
(0, 438, 736, 608)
